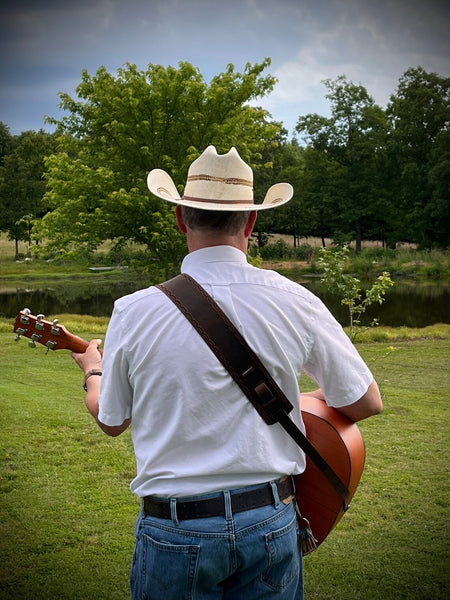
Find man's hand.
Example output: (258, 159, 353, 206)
(72, 339, 103, 375)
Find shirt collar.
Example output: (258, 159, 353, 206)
(181, 246, 248, 272)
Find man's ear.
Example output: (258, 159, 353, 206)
(175, 205, 187, 233)
(244, 211, 257, 238)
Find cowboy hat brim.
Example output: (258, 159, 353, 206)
(147, 170, 293, 212)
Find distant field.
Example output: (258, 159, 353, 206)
(257, 232, 417, 249)
(0, 235, 29, 260)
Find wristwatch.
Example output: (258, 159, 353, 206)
(83, 369, 103, 391)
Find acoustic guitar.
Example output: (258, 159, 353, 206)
(294, 396, 365, 553)
(13, 308, 365, 554)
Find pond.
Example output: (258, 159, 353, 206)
(301, 278, 449, 328)
(0, 273, 448, 328)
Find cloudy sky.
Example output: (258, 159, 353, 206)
(1, 0, 449, 138)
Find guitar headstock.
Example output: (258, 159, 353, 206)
(13, 309, 89, 354)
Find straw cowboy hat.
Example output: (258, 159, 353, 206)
(147, 146, 293, 211)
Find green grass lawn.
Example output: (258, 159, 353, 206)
(1, 318, 449, 599)
(301, 335, 449, 599)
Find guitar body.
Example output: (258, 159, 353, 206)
(295, 396, 366, 552)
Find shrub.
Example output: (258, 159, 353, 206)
(317, 245, 394, 341)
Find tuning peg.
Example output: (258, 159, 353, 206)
(51, 319, 60, 336)
(35, 313, 46, 331)
(14, 326, 27, 342)
(20, 308, 31, 325)
(28, 333, 41, 348)
(45, 340, 57, 355)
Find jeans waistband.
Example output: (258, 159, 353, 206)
(143, 476, 294, 520)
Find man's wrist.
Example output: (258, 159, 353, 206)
(83, 369, 103, 391)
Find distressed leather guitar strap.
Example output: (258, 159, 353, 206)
(157, 273, 351, 509)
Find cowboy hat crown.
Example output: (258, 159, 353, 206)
(147, 146, 293, 211)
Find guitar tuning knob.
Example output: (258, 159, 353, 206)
(28, 339, 36, 348)
(14, 326, 27, 342)
(35, 313, 46, 331)
(23, 308, 31, 315)
(51, 318, 61, 336)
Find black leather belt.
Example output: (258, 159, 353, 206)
(143, 477, 294, 520)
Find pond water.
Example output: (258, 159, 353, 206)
(0, 274, 448, 328)
(302, 278, 449, 328)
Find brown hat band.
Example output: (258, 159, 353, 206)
(181, 196, 252, 205)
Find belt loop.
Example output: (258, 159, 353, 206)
(270, 480, 280, 509)
(170, 498, 179, 525)
(223, 491, 233, 521)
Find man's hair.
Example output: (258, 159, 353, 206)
(181, 206, 251, 235)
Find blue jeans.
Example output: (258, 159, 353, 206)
(130, 481, 303, 599)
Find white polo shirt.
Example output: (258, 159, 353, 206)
(98, 246, 373, 498)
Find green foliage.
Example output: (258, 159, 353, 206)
(357, 246, 450, 279)
(317, 245, 394, 341)
(0, 121, 13, 162)
(296, 76, 391, 252)
(294, 68, 450, 250)
(294, 147, 344, 245)
(246, 251, 263, 268)
(386, 67, 450, 248)
(0, 129, 58, 256)
(253, 139, 310, 244)
(255, 238, 314, 261)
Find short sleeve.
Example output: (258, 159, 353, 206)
(98, 306, 133, 426)
(303, 299, 374, 407)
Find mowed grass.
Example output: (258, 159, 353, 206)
(301, 335, 449, 599)
(0, 317, 449, 599)
(0, 319, 137, 599)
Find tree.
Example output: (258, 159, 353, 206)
(427, 129, 450, 248)
(0, 121, 13, 164)
(252, 137, 309, 246)
(386, 67, 450, 248)
(296, 76, 390, 252)
(38, 60, 283, 276)
(296, 147, 344, 247)
(317, 245, 393, 341)
(0, 130, 58, 259)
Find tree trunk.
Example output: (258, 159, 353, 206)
(355, 219, 362, 254)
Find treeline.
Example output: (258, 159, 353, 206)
(0, 60, 448, 275)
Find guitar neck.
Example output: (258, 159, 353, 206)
(64, 334, 90, 353)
